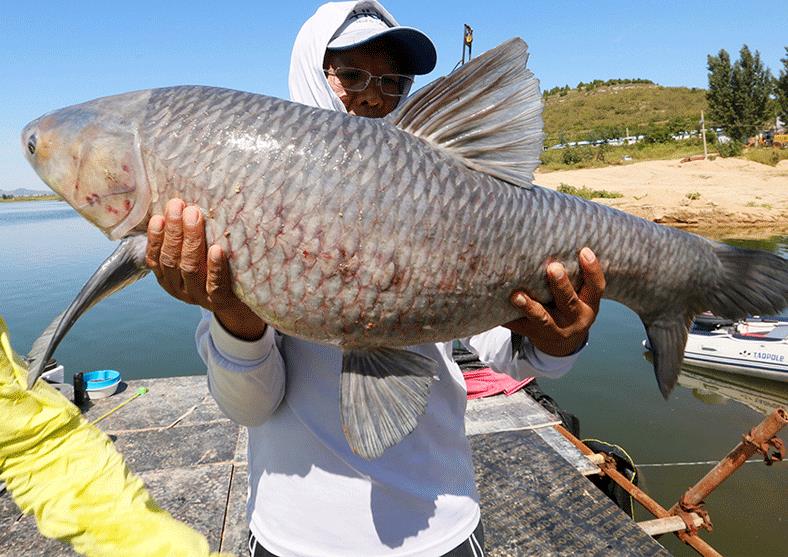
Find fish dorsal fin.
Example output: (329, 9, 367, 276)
(387, 38, 543, 188)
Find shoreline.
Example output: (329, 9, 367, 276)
(536, 157, 788, 240)
(0, 194, 61, 203)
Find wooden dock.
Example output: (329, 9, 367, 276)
(0, 376, 669, 556)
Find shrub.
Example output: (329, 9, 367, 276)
(561, 149, 582, 165)
(643, 126, 673, 144)
(557, 183, 624, 200)
(595, 143, 611, 162)
(744, 148, 786, 166)
(717, 140, 743, 157)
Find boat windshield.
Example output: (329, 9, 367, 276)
(765, 325, 788, 340)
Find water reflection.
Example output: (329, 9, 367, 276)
(678, 364, 788, 415)
(643, 349, 788, 415)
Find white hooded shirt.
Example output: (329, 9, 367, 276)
(198, 2, 581, 556)
(288, 1, 411, 112)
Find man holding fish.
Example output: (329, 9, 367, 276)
(146, 2, 603, 556)
(23, 0, 786, 553)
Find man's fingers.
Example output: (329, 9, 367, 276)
(146, 215, 165, 279)
(546, 261, 581, 317)
(180, 206, 207, 303)
(577, 247, 605, 312)
(509, 291, 555, 331)
(206, 245, 235, 309)
(159, 199, 186, 293)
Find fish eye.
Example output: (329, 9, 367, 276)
(27, 134, 37, 155)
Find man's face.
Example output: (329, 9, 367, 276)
(323, 44, 402, 118)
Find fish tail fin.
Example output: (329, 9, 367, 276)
(705, 242, 788, 319)
(642, 315, 693, 398)
(341, 348, 438, 459)
(643, 243, 787, 399)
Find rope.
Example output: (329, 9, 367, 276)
(636, 458, 781, 468)
(583, 437, 638, 519)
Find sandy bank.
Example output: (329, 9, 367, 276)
(535, 158, 788, 238)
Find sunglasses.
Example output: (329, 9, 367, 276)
(323, 67, 413, 97)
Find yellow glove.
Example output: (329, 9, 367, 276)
(0, 316, 231, 556)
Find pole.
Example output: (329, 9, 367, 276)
(670, 408, 786, 515)
(701, 111, 708, 159)
(555, 424, 724, 557)
(463, 24, 473, 63)
(90, 387, 149, 425)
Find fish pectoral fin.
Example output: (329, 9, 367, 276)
(340, 348, 438, 459)
(643, 315, 693, 399)
(386, 38, 541, 189)
(26, 234, 149, 389)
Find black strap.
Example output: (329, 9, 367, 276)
(249, 520, 484, 557)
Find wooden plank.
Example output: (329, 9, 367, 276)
(639, 514, 704, 536)
(465, 391, 561, 436)
(535, 426, 602, 476)
(470, 429, 670, 556)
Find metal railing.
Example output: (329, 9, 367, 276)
(555, 407, 786, 557)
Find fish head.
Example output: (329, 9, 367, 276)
(22, 90, 152, 240)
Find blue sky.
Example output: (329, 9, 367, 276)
(2, 1, 785, 190)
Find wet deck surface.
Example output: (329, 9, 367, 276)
(0, 376, 668, 556)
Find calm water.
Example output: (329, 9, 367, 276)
(1, 201, 785, 556)
(0, 201, 205, 380)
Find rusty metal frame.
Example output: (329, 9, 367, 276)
(555, 407, 786, 557)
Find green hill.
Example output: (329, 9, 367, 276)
(543, 83, 708, 145)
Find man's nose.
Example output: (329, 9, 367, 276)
(358, 80, 385, 107)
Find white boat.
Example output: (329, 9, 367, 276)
(644, 316, 788, 382)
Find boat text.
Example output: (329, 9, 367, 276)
(754, 352, 785, 363)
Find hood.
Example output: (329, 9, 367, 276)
(288, 1, 414, 110)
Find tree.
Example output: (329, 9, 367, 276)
(706, 49, 734, 132)
(778, 47, 788, 124)
(731, 46, 772, 139)
(706, 45, 773, 141)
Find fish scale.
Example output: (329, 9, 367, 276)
(22, 38, 788, 459)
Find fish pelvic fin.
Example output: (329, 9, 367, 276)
(26, 234, 149, 388)
(387, 38, 542, 189)
(705, 242, 788, 319)
(643, 315, 693, 399)
(340, 348, 438, 459)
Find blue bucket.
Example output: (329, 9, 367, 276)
(83, 370, 121, 391)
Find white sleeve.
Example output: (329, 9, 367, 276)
(461, 326, 584, 381)
(196, 310, 286, 427)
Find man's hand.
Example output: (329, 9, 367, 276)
(146, 198, 266, 341)
(504, 247, 605, 357)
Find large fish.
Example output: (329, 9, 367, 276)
(22, 39, 788, 458)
